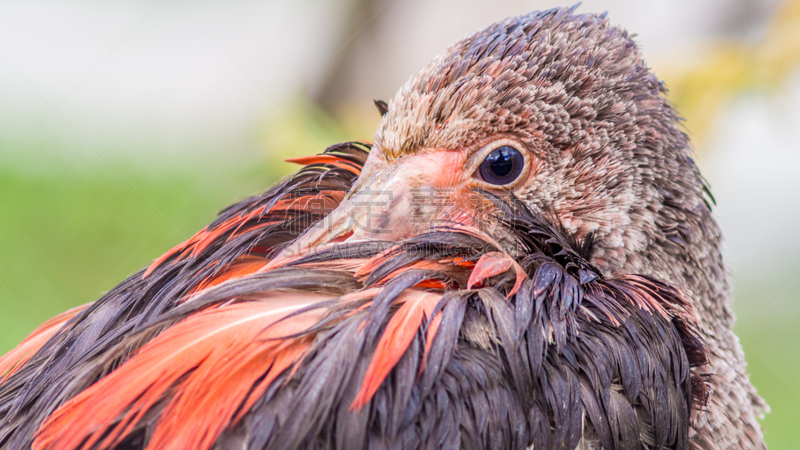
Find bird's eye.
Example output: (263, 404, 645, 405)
(475, 145, 525, 186)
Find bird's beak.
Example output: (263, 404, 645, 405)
(274, 146, 483, 262)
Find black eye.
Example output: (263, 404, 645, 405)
(476, 145, 525, 186)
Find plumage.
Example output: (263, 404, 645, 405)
(0, 304, 88, 383)
(0, 6, 764, 450)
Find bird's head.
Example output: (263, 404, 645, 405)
(286, 6, 706, 279)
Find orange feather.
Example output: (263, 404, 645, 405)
(285, 155, 362, 174)
(33, 294, 329, 450)
(144, 208, 272, 277)
(144, 233, 198, 277)
(189, 256, 270, 295)
(0, 303, 88, 381)
(147, 325, 316, 449)
(420, 307, 443, 375)
(353, 246, 397, 279)
(619, 275, 669, 317)
(270, 191, 346, 213)
(467, 252, 527, 296)
(191, 214, 254, 258)
(351, 290, 442, 410)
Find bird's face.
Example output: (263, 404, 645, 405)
(281, 138, 541, 263)
(283, 10, 690, 277)
(321, 136, 537, 241)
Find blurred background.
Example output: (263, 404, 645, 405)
(0, 0, 798, 446)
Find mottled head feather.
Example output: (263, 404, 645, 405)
(377, 6, 660, 157)
(375, 6, 694, 278)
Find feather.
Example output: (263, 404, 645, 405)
(188, 255, 269, 295)
(0, 304, 88, 382)
(467, 251, 527, 296)
(33, 297, 324, 450)
(285, 155, 362, 174)
(352, 290, 441, 410)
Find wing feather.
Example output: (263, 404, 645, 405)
(0, 304, 88, 382)
(33, 297, 324, 450)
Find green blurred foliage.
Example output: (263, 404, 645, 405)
(734, 272, 800, 449)
(0, 144, 285, 353)
(663, 0, 800, 146)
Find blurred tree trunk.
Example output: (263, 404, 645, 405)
(310, 0, 387, 114)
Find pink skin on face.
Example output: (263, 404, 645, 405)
(268, 141, 534, 268)
(269, 147, 474, 265)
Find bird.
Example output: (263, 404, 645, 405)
(0, 6, 766, 450)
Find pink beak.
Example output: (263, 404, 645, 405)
(271, 146, 483, 264)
